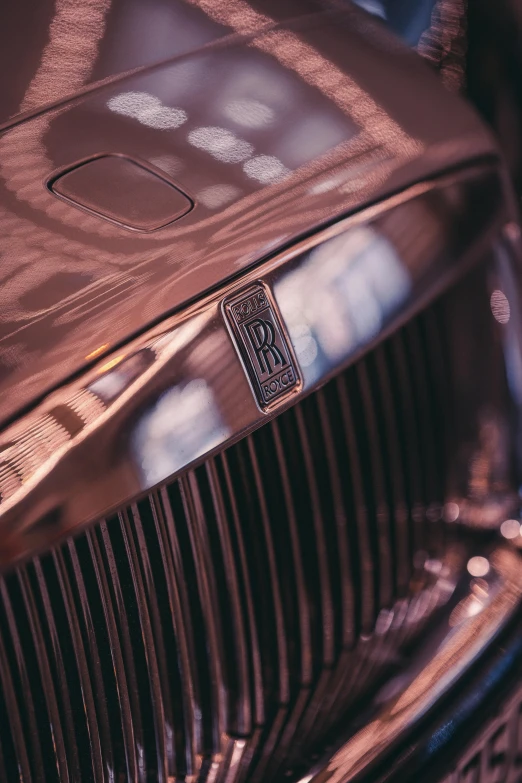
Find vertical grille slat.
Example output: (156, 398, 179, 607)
(85, 528, 141, 782)
(403, 323, 440, 521)
(148, 488, 198, 778)
(179, 473, 227, 756)
(120, 505, 171, 782)
(0, 286, 460, 781)
(204, 459, 253, 737)
(31, 558, 82, 781)
(18, 569, 70, 782)
(245, 435, 290, 705)
(0, 579, 44, 782)
(270, 418, 313, 687)
(293, 405, 336, 668)
(355, 361, 395, 609)
(0, 626, 33, 782)
(64, 539, 117, 781)
(418, 304, 454, 546)
(217, 451, 265, 727)
(408, 319, 446, 510)
(216, 452, 266, 781)
(0, 727, 8, 783)
(159, 483, 205, 763)
(388, 331, 427, 555)
(52, 548, 105, 782)
(370, 346, 411, 595)
(335, 371, 377, 632)
(315, 387, 356, 651)
(238, 434, 292, 783)
(256, 416, 316, 781)
(97, 520, 151, 781)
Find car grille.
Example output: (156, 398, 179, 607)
(0, 292, 454, 783)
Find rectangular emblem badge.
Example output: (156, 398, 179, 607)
(223, 283, 300, 409)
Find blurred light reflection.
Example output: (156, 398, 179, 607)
(197, 184, 241, 209)
(467, 556, 490, 578)
(243, 155, 290, 184)
(443, 502, 460, 522)
(188, 126, 253, 163)
(107, 91, 188, 129)
(501, 518, 521, 539)
(490, 289, 511, 324)
(449, 591, 487, 627)
(89, 350, 154, 404)
(353, 0, 387, 19)
(276, 226, 411, 384)
(224, 99, 274, 128)
(133, 379, 229, 486)
(85, 343, 109, 361)
(424, 558, 443, 575)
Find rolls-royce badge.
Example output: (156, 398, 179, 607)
(223, 283, 300, 409)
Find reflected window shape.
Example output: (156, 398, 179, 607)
(107, 91, 187, 130)
(89, 350, 154, 404)
(275, 225, 411, 384)
(188, 126, 253, 163)
(243, 155, 290, 184)
(341, 265, 383, 342)
(276, 113, 352, 170)
(288, 323, 318, 368)
(197, 183, 241, 209)
(224, 99, 275, 128)
(133, 379, 229, 487)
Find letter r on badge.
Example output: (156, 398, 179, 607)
(246, 318, 285, 374)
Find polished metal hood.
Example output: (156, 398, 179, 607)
(0, 0, 495, 426)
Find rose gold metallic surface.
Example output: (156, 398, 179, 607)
(0, 166, 510, 572)
(1, 4, 522, 781)
(0, 2, 496, 426)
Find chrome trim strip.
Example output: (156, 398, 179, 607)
(0, 163, 506, 570)
(297, 545, 522, 783)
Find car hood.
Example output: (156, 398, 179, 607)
(0, 0, 495, 426)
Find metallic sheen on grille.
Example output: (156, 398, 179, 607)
(0, 299, 452, 782)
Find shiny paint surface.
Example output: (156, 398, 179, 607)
(0, 0, 331, 128)
(1, 3, 522, 781)
(0, 165, 508, 571)
(0, 0, 495, 426)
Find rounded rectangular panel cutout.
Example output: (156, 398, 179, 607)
(51, 155, 193, 231)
